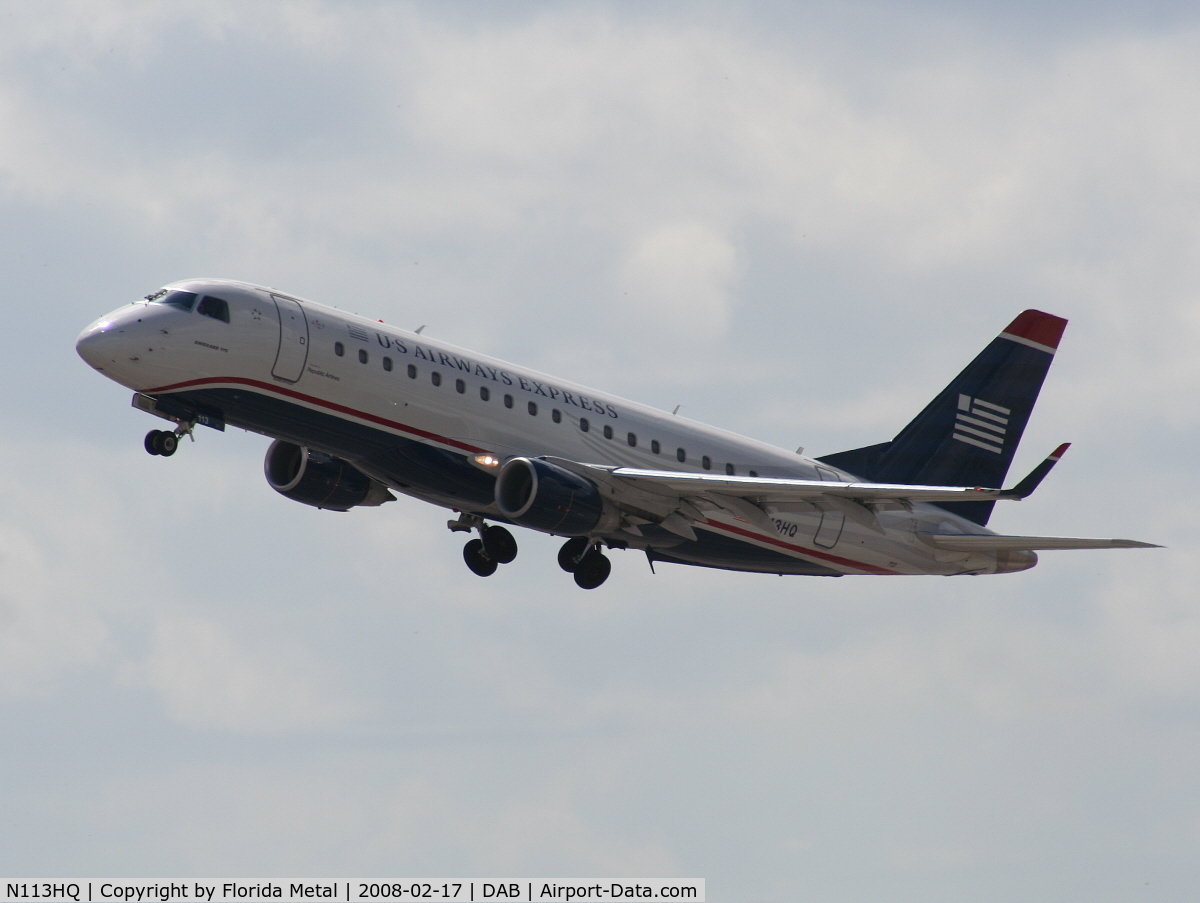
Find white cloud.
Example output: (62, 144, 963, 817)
(617, 222, 740, 342)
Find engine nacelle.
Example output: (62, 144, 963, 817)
(495, 457, 614, 535)
(264, 440, 393, 511)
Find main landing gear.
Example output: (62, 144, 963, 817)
(449, 514, 518, 578)
(558, 536, 612, 589)
(447, 514, 613, 589)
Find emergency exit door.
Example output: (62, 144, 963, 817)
(271, 295, 309, 382)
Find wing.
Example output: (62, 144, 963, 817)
(542, 457, 1016, 539)
(539, 452, 1161, 550)
(606, 467, 1006, 502)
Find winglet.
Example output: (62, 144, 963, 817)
(1001, 443, 1070, 500)
(1000, 310, 1068, 354)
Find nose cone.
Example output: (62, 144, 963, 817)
(76, 317, 117, 371)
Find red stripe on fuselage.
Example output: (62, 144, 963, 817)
(143, 375, 489, 454)
(702, 518, 902, 575)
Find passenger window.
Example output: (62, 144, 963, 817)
(196, 296, 230, 322)
(702, 456, 712, 470)
(552, 409, 561, 423)
(504, 394, 513, 409)
(407, 364, 417, 378)
(749, 470, 758, 477)
(358, 349, 369, 364)
(603, 425, 613, 440)
(456, 379, 466, 394)
(725, 463, 735, 475)
(677, 448, 686, 463)
(480, 386, 490, 401)
(580, 418, 589, 432)
(627, 432, 637, 447)
(383, 356, 393, 372)
(651, 440, 660, 454)
(432, 371, 441, 386)
(528, 401, 538, 416)
(334, 342, 345, 357)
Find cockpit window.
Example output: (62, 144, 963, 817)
(154, 290, 198, 311)
(197, 296, 230, 323)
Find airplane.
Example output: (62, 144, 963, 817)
(76, 279, 1158, 589)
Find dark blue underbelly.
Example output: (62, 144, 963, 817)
(166, 387, 496, 507)
(160, 386, 841, 576)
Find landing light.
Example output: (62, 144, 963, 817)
(473, 454, 502, 468)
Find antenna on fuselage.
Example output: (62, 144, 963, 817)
(415, 325, 427, 334)
(672, 404, 682, 416)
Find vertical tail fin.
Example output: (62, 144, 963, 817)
(817, 310, 1068, 525)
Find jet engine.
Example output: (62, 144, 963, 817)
(495, 457, 617, 535)
(264, 440, 393, 511)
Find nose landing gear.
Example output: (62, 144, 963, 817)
(144, 417, 195, 457)
(144, 428, 181, 456)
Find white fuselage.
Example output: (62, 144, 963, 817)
(77, 278, 1013, 577)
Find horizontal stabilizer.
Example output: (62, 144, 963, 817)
(919, 533, 1162, 552)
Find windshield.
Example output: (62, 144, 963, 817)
(149, 290, 198, 311)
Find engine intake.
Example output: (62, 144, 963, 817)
(495, 457, 612, 535)
(264, 440, 393, 511)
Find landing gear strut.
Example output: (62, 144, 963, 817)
(448, 513, 518, 577)
(482, 525, 518, 564)
(558, 537, 612, 589)
(463, 539, 498, 577)
(558, 536, 589, 572)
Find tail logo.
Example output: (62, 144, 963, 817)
(954, 394, 1009, 454)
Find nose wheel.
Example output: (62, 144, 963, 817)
(144, 429, 179, 456)
(144, 417, 195, 457)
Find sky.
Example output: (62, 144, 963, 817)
(1, 1, 1198, 899)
